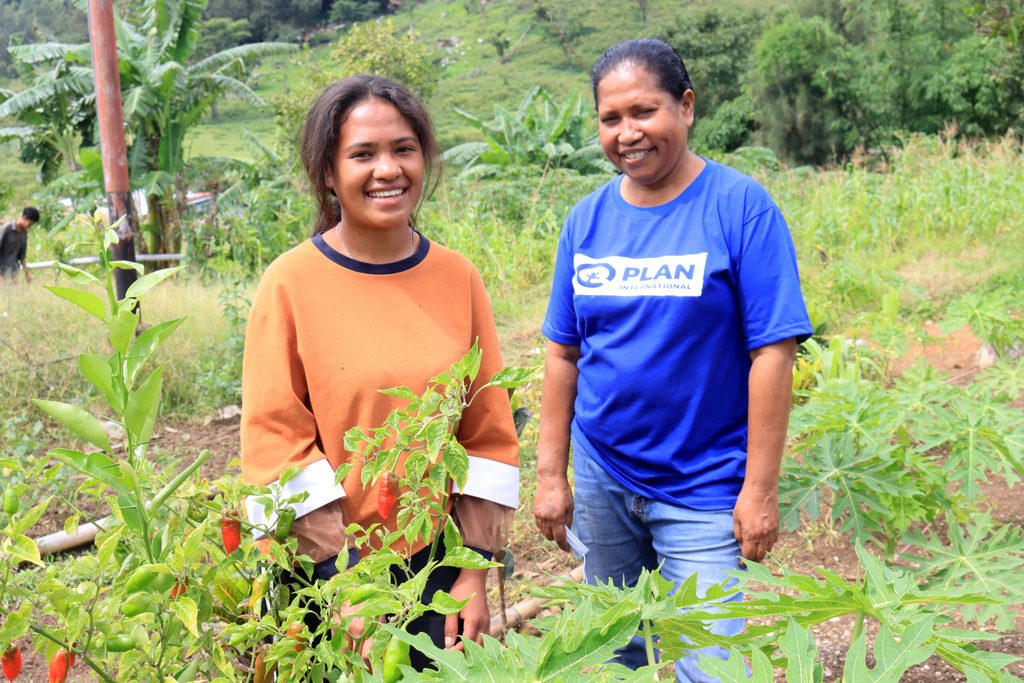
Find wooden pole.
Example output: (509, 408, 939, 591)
(86, 0, 139, 300)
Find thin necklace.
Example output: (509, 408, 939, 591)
(333, 223, 415, 262)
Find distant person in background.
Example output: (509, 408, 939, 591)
(534, 39, 812, 681)
(0, 207, 39, 283)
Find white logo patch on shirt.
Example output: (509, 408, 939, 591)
(572, 253, 708, 297)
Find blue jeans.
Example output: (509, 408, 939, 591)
(571, 438, 744, 682)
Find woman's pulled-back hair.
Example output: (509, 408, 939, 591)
(301, 75, 442, 236)
(590, 38, 694, 105)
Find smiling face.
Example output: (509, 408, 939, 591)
(596, 65, 696, 203)
(326, 97, 425, 234)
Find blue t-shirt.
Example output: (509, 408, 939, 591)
(542, 159, 812, 510)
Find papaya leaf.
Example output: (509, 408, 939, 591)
(698, 648, 774, 682)
(779, 620, 823, 683)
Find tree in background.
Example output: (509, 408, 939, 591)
(274, 19, 439, 151)
(0, 42, 96, 183)
(194, 17, 253, 60)
(751, 0, 1024, 164)
(661, 7, 765, 153)
(204, 0, 324, 41)
(114, 0, 296, 253)
(1, 0, 295, 253)
(329, 0, 388, 24)
(443, 86, 613, 178)
(0, 0, 88, 79)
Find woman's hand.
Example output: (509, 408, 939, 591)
(534, 341, 581, 553)
(733, 483, 779, 563)
(739, 338, 796, 563)
(444, 568, 489, 650)
(533, 473, 574, 552)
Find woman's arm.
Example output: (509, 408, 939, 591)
(733, 337, 797, 562)
(533, 340, 581, 552)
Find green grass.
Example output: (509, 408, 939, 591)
(0, 274, 243, 431)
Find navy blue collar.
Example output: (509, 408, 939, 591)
(312, 230, 429, 274)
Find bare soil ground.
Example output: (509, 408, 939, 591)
(15, 323, 1024, 681)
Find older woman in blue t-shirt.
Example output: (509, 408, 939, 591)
(534, 39, 813, 682)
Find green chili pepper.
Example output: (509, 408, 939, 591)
(2, 487, 18, 516)
(104, 634, 137, 652)
(274, 507, 296, 542)
(381, 635, 410, 683)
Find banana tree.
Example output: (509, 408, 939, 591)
(113, 0, 296, 253)
(444, 86, 614, 178)
(0, 0, 296, 252)
(0, 42, 96, 183)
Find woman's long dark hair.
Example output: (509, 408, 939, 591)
(300, 75, 442, 236)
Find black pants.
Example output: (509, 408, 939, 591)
(279, 537, 460, 672)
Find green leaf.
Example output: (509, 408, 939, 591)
(780, 620, 822, 683)
(3, 534, 43, 566)
(43, 285, 107, 320)
(842, 618, 935, 683)
(429, 590, 471, 615)
(452, 341, 482, 382)
(534, 603, 641, 680)
(698, 648, 774, 683)
(484, 365, 539, 389)
(9, 497, 52, 537)
(96, 524, 124, 569)
(0, 602, 32, 643)
(56, 262, 100, 285)
(64, 512, 81, 536)
(33, 399, 112, 452)
(168, 596, 199, 637)
(125, 367, 163, 446)
(108, 307, 139, 354)
(110, 260, 145, 273)
(379, 386, 416, 400)
(440, 546, 497, 570)
(123, 265, 184, 301)
(49, 448, 132, 497)
(79, 352, 118, 409)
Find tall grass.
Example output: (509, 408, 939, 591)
(771, 135, 1024, 334)
(0, 275, 238, 443)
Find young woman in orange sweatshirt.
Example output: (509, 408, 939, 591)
(240, 75, 520, 667)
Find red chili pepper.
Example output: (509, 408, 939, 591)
(1, 646, 21, 681)
(221, 515, 241, 555)
(48, 649, 71, 683)
(377, 471, 398, 519)
(170, 578, 188, 599)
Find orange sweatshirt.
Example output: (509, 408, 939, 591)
(240, 233, 520, 558)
